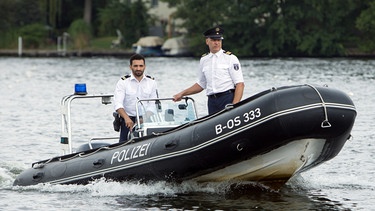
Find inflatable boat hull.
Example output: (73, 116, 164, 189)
(13, 85, 356, 188)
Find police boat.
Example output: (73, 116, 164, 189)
(13, 84, 356, 189)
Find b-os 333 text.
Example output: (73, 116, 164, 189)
(215, 108, 261, 135)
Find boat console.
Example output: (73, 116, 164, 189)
(60, 84, 198, 155)
(132, 97, 198, 138)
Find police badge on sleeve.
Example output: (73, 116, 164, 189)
(233, 64, 239, 70)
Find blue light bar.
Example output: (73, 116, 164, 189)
(74, 83, 87, 95)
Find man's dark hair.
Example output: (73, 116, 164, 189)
(130, 54, 145, 65)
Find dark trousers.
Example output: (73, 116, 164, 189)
(119, 116, 136, 143)
(207, 91, 234, 114)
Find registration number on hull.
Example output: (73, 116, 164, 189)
(215, 108, 261, 135)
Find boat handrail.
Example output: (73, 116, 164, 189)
(60, 93, 114, 155)
(60, 93, 198, 155)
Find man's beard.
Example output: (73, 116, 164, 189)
(133, 70, 143, 77)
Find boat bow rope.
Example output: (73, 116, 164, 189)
(306, 84, 331, 128)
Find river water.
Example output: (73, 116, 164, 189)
(0, 57, 374, 210)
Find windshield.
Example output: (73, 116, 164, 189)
(135, 97, 197, 128)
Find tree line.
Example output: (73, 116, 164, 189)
(163, 0, 375, 57)
(1, 0, 375, 57)
(0, 0, 149, 50)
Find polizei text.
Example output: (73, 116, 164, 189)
(111, 143, 151, 164)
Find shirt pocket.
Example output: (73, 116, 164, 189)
(141, 85, 154, 97)
(217, 64, 229, 69)
(202, 65, 210, 73)
(216, 64, 230, 77)
(126, 85, 138, 97)
(202, 65, 211, 78)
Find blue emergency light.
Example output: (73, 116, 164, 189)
(74, 83, 87, 95)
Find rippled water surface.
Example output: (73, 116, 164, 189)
(0, 57, 374, 210)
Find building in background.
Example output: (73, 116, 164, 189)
(129, 0, 191, 56)
(143, 0, 186, 38)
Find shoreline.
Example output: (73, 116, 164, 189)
(1, 49, 374, 58)
(0, 49, 135, 58)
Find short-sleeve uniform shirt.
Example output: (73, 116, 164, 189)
(114, 74, 158, 117)
(197, 49, 244, 95)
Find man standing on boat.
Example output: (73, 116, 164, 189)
(114, 53, 158, 142)
(173, 26, 245, 115)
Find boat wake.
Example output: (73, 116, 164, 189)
(2, 162, 355, 210)
(3, 164, 275, 197)
(0, 162, 24, 187)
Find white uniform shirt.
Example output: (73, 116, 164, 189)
(114, 74, 158, 117)
(197, 49, 244, 95)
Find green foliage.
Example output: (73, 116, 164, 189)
(19, 23, 49, 48)
(90, 37, 117, 49)
(0, 0, 43, 48)
(162, 0, 369, 57)
(0, 30, 18, 48)
(291, 0, 353, 56)
(98, 0, 130, 36)
(98, 0, 150, 47)
(0, 0, 43, 32)
(163, 0, 234, 55)
(68, 19, 92, 50)
(0, 0, 18, 33)
(356, 1, 375, 52)
(130, 0, 150, 41)
(1, 0, 375, 56)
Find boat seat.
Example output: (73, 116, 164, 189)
(76, 142, 111, 152)
(143, 126, 176, 136)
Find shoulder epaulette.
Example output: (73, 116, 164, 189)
(121, 74, 131, 80)
(146, 75, 155, 80)
(201, 52, 209, 57)
(224, 51, 232, 55)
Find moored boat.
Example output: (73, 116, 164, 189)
(132, 36, 164, 56)
(13, 84, 356, 189)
